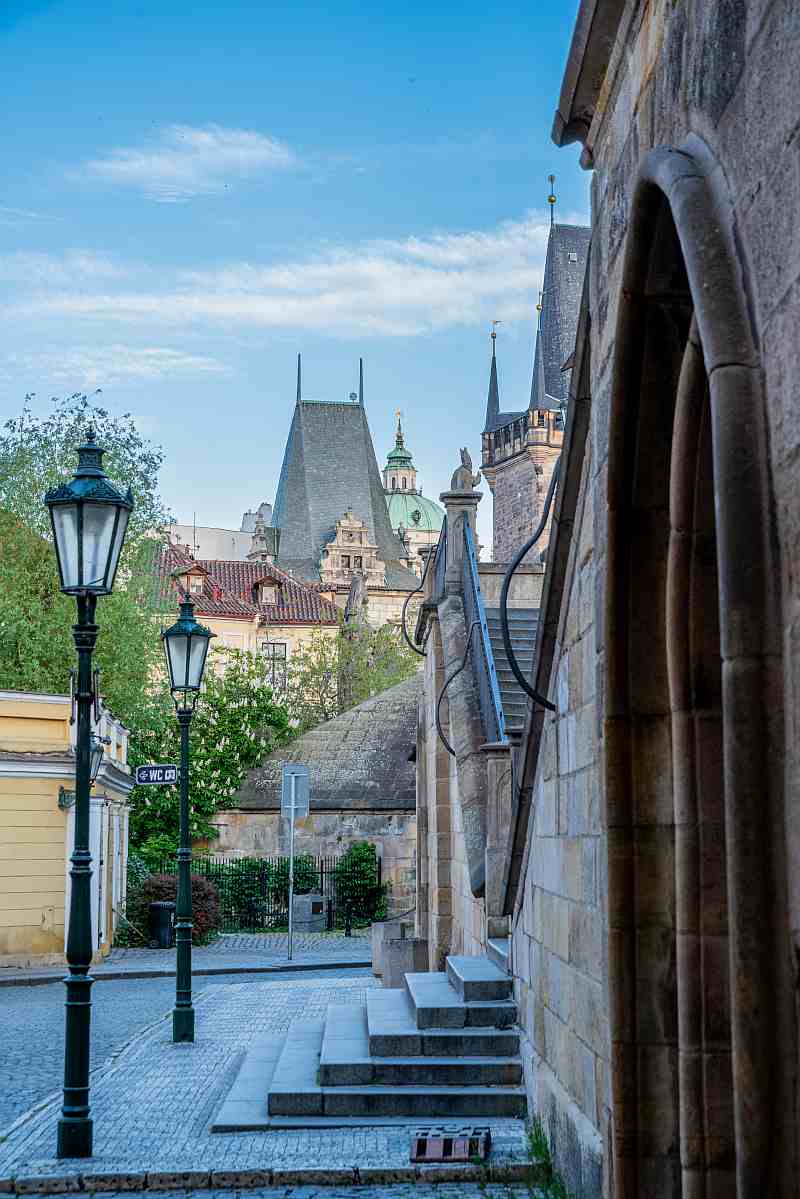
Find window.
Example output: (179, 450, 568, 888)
(537, 411, 547, 427)
(259, 582, 278, 604)
(189, 575, 203, 594)
(342, 555, 350, 569)
(354, 555, 362, 570)
(402, 477, 407, 489)
(392, 478, 396, 489)
(260, 641, 287, 689)
(568, 251, 578, 263)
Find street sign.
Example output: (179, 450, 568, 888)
(281, 763, 310, 818)
(135, 764, 178, 785)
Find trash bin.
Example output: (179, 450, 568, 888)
(148, 901, 175, 949)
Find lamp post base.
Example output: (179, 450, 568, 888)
(173, 1007, 195, 1043)
(57, 1116, 93, 1159)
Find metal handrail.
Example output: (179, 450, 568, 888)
(462, 518, 506, 744)
(432, 516, 447, 601)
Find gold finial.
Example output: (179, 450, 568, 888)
(490, 319, 501, 355)
(547, 174, 556, 226)
(536, 290, 543, 315)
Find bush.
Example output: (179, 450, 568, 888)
(137, 833, 179, 874)
(123, 872, 221, 945)
(333, 842, 386, 925)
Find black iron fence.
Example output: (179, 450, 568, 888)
(155, 851, 383, 933)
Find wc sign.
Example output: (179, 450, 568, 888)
(135, 763, 178, 785)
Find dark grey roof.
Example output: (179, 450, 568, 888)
(530, 224, 590, 409)
(271, 397, 417, 590)
(233, 673, 421, 812)
(482, 342, 527, 434)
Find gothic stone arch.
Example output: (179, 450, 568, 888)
(605, 137, 795, 1198)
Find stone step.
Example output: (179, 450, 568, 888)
(404, 972, 517, 1030)
(445, 955, 513, 1002)
(320, 1004, 521, 1087)
(268, 1017, 326, 1116)
(484, 608, 538, 623)
(486, 938, 511, 974)
(367, 989, 520, 1058)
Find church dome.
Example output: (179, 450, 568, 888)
(386, 490, 444, 533)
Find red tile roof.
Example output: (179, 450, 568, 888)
(158, 542, 339, 626)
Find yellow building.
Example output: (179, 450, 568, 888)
(0, 690, 132, 969)
(160, 539, 341, 685)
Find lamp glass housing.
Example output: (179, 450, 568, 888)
(89, 735, 105, 783)
(45, 432, 133, 596)
(162, 600, 214, 701)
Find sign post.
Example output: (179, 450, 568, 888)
(281, 764, 310, 962)
(135, 764, 178, 786)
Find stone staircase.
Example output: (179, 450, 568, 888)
(484, 608, 539, 739)
(213, 954, 526, 1130)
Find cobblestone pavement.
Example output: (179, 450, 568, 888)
(0, 933, 372, 987)
(0, 975, 527, 1189)
(107, 1187, 542, 1198)
(0, 969, 371, 1134)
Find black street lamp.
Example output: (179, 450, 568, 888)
(161, 599, 214, 1043)
(44, 430, 132, 1160)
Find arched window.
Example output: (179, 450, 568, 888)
(402, 478, 407, 489)
(392, 478, 396, 489)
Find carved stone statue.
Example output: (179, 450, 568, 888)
(450, 447, 482, 492)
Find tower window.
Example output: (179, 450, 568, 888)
(392, 478, 396, 489)
(402, 477, 407, 489)
(568, 251, 578, 263)
(537, 412, 546, 427)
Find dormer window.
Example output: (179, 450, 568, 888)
(260, 582, 278, 605)
(188, 574, 203, 595)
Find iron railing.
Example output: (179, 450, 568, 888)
(462, 517, 506, 744)
(155, 852, 383, 932)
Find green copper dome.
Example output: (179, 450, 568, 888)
(386, 489, 444, 533)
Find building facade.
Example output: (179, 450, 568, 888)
(0, 690, 132, 968)
(482, 224, 589, 564)
(414, 1, 800, 1195)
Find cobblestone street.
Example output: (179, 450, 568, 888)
(0, 969, 370, 1134)
(0, 973, 529, 1194)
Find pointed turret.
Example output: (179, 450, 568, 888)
(483, 326, 501, 433)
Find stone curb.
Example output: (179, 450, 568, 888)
(0, 959, 371, 988)
(1, 1161, 531, 1193)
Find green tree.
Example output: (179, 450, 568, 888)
(0, 392, 170, 545)
(127, 646, 292, 856)
(285, 621, 419, 734)
(0, 510, 161, 722)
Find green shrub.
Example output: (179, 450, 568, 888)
(333, 842, 386, 925)
(123, 871, 221, 945)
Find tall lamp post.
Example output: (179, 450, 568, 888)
(161, 599, 213, 1043)
(44, 430, 132, 1160)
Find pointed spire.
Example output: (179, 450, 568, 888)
(358, 357, 364, 406)
(296, 353, 302, 403)
(484, 323, 501, 433)
(547, 174, 556, 227)
(395, 408, 404, 449)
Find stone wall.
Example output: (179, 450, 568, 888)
(510, 451, 605, 1197)
(487, 441, 560, 565)
(206, 808, 416, 913)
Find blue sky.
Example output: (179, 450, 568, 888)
(1, 0, 589, 551)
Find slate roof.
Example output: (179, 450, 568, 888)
(157, 541, 339, 626)
(529, 223, 590, 409)
(233, 672, 421, 812)
(271, 398, 418, 591)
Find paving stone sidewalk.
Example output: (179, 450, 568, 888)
(0, 933, 371, 987)
(0, 974, 530, 1194)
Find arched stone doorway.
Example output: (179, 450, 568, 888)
(605, 138, 794, 1197)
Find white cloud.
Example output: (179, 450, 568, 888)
(6, 212, 560, 338)
(4, 345, 231, 387)
(85, 124, 297, 202)
(0, 250, 121, 285)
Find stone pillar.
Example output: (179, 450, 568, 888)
(482, 741, 513, 939)
(439, 488, 482, 595)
